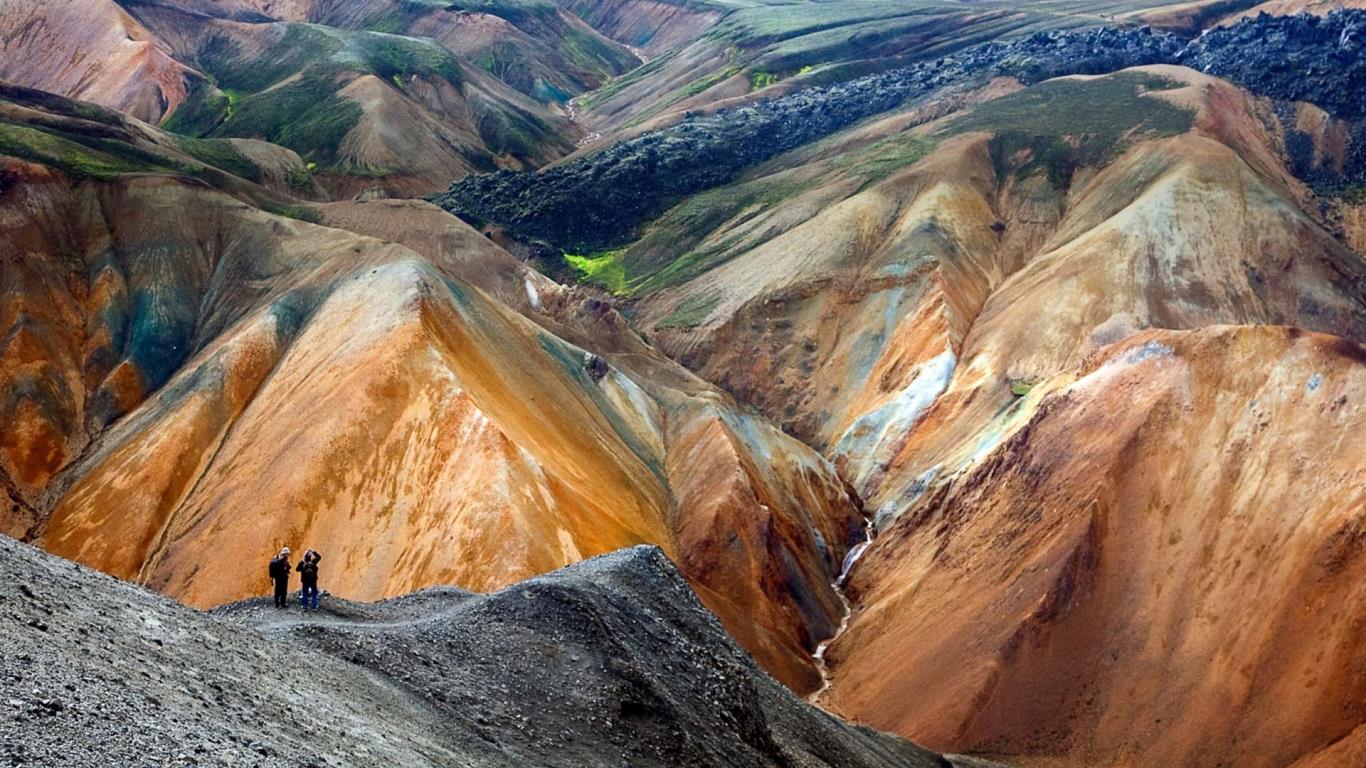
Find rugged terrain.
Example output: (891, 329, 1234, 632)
(1, 3, 1363, 768)
(0, 535, 948, 767)
(0, 83, 863, 693)
(0, 0, 640, 195)
(436, 8, 1366, 768)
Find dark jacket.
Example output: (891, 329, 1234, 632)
(268, 556, 290, 584)
(296, 553, 321, 587)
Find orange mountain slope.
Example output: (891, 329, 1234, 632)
(0, 88, 860, 693)
(0, 0, 200, 123)
(605, 65, 1365, 766)
(822, 326, 1364, 768)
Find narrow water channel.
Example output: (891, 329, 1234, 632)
(809, 522, 875, 703)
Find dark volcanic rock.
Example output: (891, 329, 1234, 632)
(436, 11, 1366, 253)
(433, 26, 1181, 252)
(0, 536, 944, 768)
(1177, 10, 1366, 119)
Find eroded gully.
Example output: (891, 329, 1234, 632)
(808, 521, 876, 703)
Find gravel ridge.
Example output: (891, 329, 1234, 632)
(1, 537, 945, 768)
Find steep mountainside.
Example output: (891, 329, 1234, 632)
(1, 4, 1363, 768)
(437, 15, 1366, 767)
(0, 0, 202, 123)
(0, 536, 948, 768)
(0, 0, 640, 196)
(0, 85, 864, 693)
(587, 65, 1364, 767)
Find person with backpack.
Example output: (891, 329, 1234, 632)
(268, 548, 291, 609)
(296, 549, 322, 611)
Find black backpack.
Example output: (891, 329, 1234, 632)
(268, 557, 286, 580)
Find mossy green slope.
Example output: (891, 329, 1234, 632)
(0, 83, 317, 219)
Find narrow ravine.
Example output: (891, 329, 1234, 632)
(809, 521, 876, 703)
(565, 97, 602, 147)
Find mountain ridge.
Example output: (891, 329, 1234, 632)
(0, 3, 1362, 767)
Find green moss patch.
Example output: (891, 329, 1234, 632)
(162, 82, 231, 136)
(565, 249, 629, 294)
(832, 132, 936, 185)
(945, 72, 1194, 187)
(750, 70, 779, 90)
(200, 25, 339, 94)
(210, 78, 362, 166)
(355, 33, 463, 85)
(175, 136, 262, 183)
(0, 124, 158, 180)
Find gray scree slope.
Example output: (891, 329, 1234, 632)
(0, 536, 949, 768)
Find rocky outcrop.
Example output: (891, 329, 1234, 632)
(0, 535, 946, 767)
(1177, 9, 1366, 118)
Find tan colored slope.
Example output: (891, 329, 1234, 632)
(1289, 724, 1366, 768)
(617, 66, 1365, 763)
(327, 74, 489, 198)
(819, 326, 1365, 768)
(1136, 0, 1366, 32)
(0, 0, 199, 123)
(558, 0, 723, 57)
(1221, 0, 1366, 23)
(0, 149, 860, 691)
(960, 129, 1362, 378)
(313, 197, 561, 315)
(637, 68, 1365, 480)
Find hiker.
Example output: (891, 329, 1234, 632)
(268, 548, 291, 609)
(296, 549, 322, 611)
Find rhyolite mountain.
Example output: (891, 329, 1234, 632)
(0, 81, 863, 694)
(0, 0, 640, 195)
(1, 3, 1363, 768)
